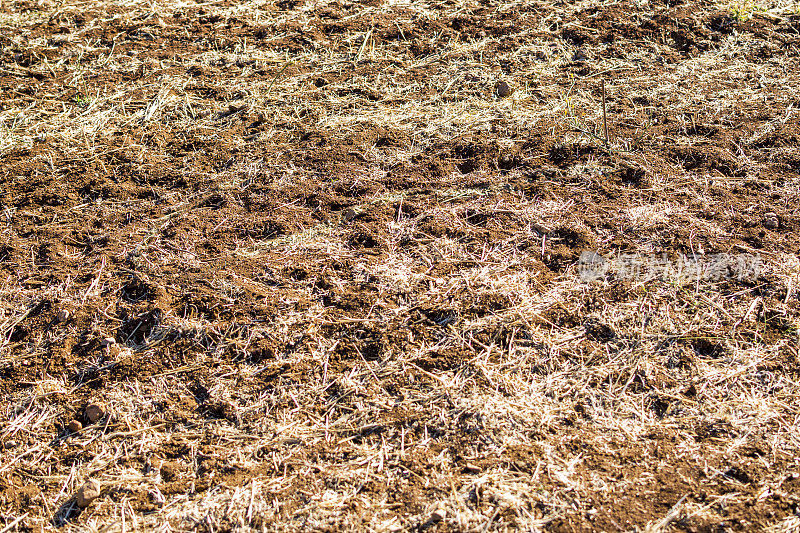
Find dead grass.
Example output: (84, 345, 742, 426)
(1, 0, 800, 530)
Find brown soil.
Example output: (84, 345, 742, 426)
(1, 0, 799, 530)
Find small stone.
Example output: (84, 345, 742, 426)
(84, 403, 105, 423)
(431, 506, 447, 523)
(764, 212, 779, 229)
(495, 80, 513, 98)
(75, 479, 101, 508)
(56, 309, 71, 323)
(100, 337, 116, 348)
(342, 208, 357, 223)
(67, 419, 83, 433)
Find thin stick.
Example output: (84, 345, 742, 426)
(266, 60, 294, 95)
(601, 79, 610, 147)
(356, 28, 373, 64)
(0, 514, 28, 533)
(81, 255, 106, 305)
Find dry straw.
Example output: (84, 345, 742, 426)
(0, 0, 799, 530)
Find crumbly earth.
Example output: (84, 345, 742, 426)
(1, 0, 799, 531)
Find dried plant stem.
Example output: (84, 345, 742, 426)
(602, 78, 610, 147)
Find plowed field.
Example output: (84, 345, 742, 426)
(1, 0, 800, 530)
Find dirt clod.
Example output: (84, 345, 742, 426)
(764, 212, 779, 229)
(84, 404, 105, 423)
(75, 480, 101, 508)
(495, 80, 513, 98)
